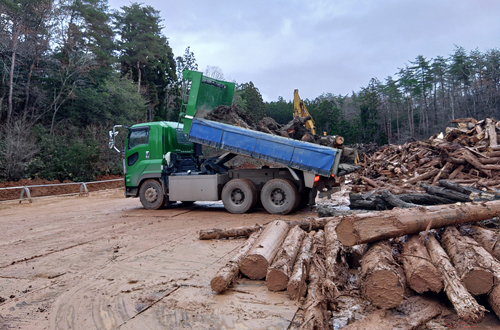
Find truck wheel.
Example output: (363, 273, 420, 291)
(221, 179, 257, 214)
(260, 179, 298, 215)
(139, 179, 165, 210)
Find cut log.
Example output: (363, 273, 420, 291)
(199, 224, 263, 240)
(240, 220, 290, 280)
(323, 219, 348, 301)
(400, 235, 443, 293)
(441, 226, 495, 295)
(360, 241, 406, 309)
(486, 118, 498, 147)
(287, 232, 314, 300)
(199, 217, 331, 240)
(398, 193, 455, 205)
(266, 225, 305, 291)
(405, 168, 440, 184)
(421, 184, 470, 202)
(448, 165, 464, 180)
(336, 200, 500, 246)
(381, 190, 418, 208)
(210, 229, 262, 293)
(466, 225, 500, 260)
(488, 285, 500, 320)
(301, 230, 328, 330)
(425, 234, 486, 323)
(341, 295, 445, 330)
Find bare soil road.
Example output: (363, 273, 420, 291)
(0, 188, 312, 330)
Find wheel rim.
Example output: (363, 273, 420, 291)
(231, 188, 245, 205)
(144, 187, 158, 203)
(270, 188, 286, 205)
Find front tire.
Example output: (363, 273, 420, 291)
(139, 179, 165, 210)
(221, 179, 257, 214)
(260, 179, 298, 215)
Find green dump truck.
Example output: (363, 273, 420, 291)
(109, 70, 354, 214)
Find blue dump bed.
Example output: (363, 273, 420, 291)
(189, 118, 341, 176)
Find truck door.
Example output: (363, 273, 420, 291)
(125, 126, 151, 188)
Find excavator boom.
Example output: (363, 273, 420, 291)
(293, 89, 316, 135)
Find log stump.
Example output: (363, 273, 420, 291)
(240, 220, 289, 280)
(401, 235, 443, 293)
(360, 241, 406, 309)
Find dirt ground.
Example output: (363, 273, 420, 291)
(1, 188, 500, 330)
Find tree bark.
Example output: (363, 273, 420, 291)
(381, 190, 418, 208)
(441, 226, 495, 295)
(266, 225, 305, 291)
(210, 229, 262, 293)
(199, 218, 330, 240)
(488, 285, 500, 320)
(324, 219, 348, 296)
(398, 193, 455, 205)
(199, 224, 263, 240)
(336, 200, 500, 246)
(287, 232, 314, 300)
(425, 234, 486, 323)
(467, 225, 500, 260)
(240, 220, 290, 280)
(400, 235, 443, 293)
(301, 230, 329, 330)
(405, 168, 440, 184)
(360, 241, 406, 309)
(421, 184, 471, 202)
(341, 295, 444, 330)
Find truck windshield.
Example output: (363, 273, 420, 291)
(128, 128, 149, 149)
(176, 129, 190, 144)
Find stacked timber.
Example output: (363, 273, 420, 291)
(205, 199, 500, 328)
(351, 117, 500, 195)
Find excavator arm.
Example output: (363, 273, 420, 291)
(293, 89, 316, 135)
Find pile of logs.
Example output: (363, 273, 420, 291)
(351, 117, 500, 194)
(204, 199, 500, 329)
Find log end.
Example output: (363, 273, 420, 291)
(336, 219, 359, 247)
(210, 276, 228, 293)
(266, 269, 289, 292)
(240, 254, 269, 280)
(463, 270, 495, 296)
(363, 269, 405, 309)
(408, 266, 444, 294)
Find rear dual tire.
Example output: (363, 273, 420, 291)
(221, 179, 258, 214)
(260, 179, 298, 215)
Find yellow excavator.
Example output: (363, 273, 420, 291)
(293, 89, 316, 136)
(293, 89, 359, 165)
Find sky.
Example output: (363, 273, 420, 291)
(107, 0, 500, 102)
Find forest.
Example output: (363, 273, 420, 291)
(1, 0, 499, 182)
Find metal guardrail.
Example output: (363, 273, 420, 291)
(0, 178, 123, 204)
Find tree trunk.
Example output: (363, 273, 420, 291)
(210, 229, 262, 293)
(266, 226, 305, 291)
(360, 241, 406, 309)
(239, 220, 289, 280)
(405, 168, 440, 184)
(421, 184, 471, 202)
(136, 59, 141, 94)
(381, 190, 418, 208)
(398, 193, 455, 205)
(287, 232, 314, 300)
(488, 285, 500, 320)
(324, 219, 348, 296)
(441, 226, 496, 295)
(336, 200, 500, 246)
(341, 295, 444, 330)
(425, 234, 486, 323)
(199, 224, 263, 240)
(301, 230, 329, 330)
(400, 235, 443, 293)
(467, 225, 500, 260)
(8, 22, 21, 122)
